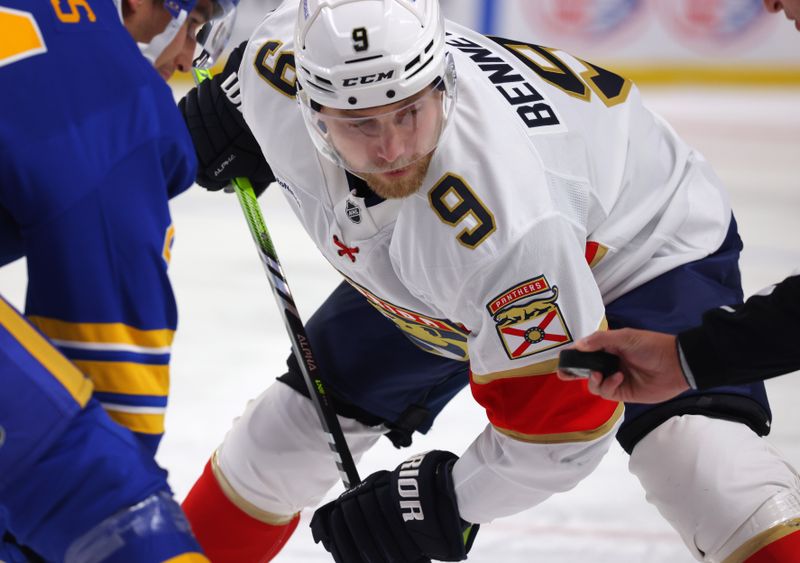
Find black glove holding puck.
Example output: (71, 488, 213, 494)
(178, 40, 274, 194)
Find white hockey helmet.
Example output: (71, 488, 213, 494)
(139, 0, 197, 63)
(140, 0, 240, 67)
(294, 0, 457, 174)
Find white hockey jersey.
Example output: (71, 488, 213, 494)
(239, 1, 731, 522)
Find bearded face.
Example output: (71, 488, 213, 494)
(319, 86, 445, 199)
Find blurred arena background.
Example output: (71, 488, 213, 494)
(190, 0, 800, 86)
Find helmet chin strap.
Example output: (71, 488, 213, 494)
(139, 8, 189, 64)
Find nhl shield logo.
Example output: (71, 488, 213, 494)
(345, 199, 362, 224)
(487, 276, 573, 360)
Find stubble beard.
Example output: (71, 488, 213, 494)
(360, 153, 434, 200)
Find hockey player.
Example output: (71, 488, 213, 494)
(0, 0, 236, 560)
(179, 0, 800, 561)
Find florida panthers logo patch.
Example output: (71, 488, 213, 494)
(487, 276, 573, 360)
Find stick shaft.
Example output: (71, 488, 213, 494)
(191, 67, 361, 489)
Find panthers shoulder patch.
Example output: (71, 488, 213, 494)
(487, 275, 573, 360)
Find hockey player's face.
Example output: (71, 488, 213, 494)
(321, 88, 444, 197)
(154, 0, 214, 80)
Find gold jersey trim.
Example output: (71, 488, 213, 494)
(162, 553, 210, 563)
(0, 298, 92, 406)
(29, 316, 175, 349)
(211, 451, 299, 526)
(722, 517, 800, 563)
(73, 360, 169, 397)
(0, 7, 47, 68)
(494, 402, 624, 444)
(106, 409, 165, 435)
(472, 317, 608, 384)
(472, 357, 560, 384)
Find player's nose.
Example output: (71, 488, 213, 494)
(375, 123, 406, 163)
(176, 38, 198, 74)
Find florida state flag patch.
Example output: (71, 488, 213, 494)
(487, 276, 573, 360)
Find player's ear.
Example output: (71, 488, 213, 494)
(121, 0, 157, 43)
(121, 0, 144, 18)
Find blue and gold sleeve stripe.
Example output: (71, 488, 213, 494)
(0, 298, 92, 407)
(28, 316, 173, 437)
(73, 359, 168, 436)
(93, 391, 168, 434)
(71, 360, 169, 397)
(28, 316, 174, 350)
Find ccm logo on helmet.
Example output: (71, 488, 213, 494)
(342, 70, 395, 87)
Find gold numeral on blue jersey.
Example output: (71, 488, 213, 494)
(162, 224, 176, 265)
(51, 0, 96, 23)
(0, 7, 47, 67)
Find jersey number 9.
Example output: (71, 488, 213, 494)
(429, 174, 496, 249)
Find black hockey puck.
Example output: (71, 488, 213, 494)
(558, 349, 620, 379)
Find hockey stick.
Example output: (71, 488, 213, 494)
(190, 66, 361, 490)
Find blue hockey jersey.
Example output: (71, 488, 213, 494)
(0, 0, 197, 453)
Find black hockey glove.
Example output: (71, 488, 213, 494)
(310, 450, 479, 563)
(178, 40, 274, 194)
